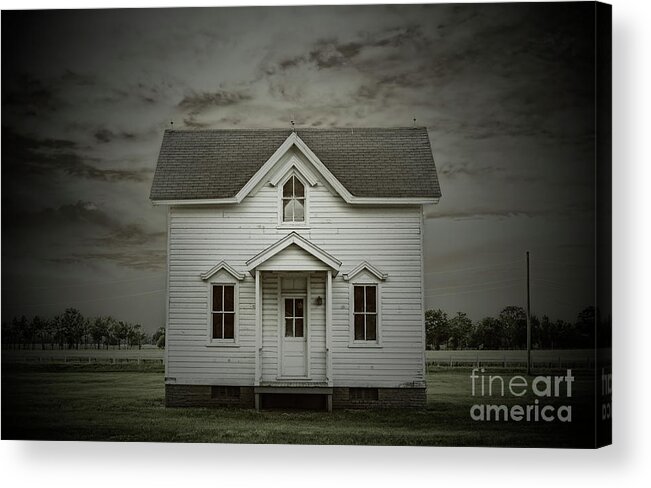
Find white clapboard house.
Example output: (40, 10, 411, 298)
(150, 127, 441, 410)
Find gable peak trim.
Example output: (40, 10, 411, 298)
(200, 261, 246, 281)
(342, 261, 388, 282)
(268, 153, 319, 188)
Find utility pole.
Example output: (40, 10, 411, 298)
(526, 251, 532, 375)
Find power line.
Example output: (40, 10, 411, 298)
(425, 260, 520, 275)
(9, 274, 166, 292)
(532, 278, 573, 287)
(26, 289, 166, 308)
(426, 281, 523, 298)
(532, 260, 592, 268)
(426, 277, 523, 293)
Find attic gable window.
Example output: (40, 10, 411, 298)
(282, 175, 305, 223)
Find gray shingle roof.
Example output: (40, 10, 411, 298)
(150, 127, 441, 201)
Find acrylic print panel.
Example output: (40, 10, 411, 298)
(1, 2, 611, 448)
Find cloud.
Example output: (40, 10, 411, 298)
(91, 223, 165, 247)
(60, 69, 96, 87)
(438, 162, 506, 178)
(178, 89, 252, 112)
(93, 128, 137, 144)
(4, 200, 166, 271)
(1, 128, 151, 183)
(2, 73, 63, 117)
(60, 250, 167, 271)
(272, 25, 427, 73)
(4, 200, 164, 246)
(3, 200, 117, 229)
(426, 203, 594, 221)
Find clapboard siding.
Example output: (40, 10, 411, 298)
(167, 177, 425, 388)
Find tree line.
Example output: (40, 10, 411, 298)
(426, 305, 609, 350)
(1, 308, 166, 350)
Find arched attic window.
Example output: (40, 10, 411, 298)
(282, 175, 305, 223)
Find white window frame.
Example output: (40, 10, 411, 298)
(207, 280, 240, 347)
(277, 171, 310, 229)
(348, 281, 382, 348)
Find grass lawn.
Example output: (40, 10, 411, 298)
(1, 364, 597, 447)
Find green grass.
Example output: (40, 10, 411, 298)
(1, 365, 597, 446)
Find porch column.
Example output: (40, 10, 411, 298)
(254, 269, 262, 391)
(326, 269, 333, 388)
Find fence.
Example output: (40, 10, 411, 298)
(1, 348, 165, 365)
(425, 349, 610, 370)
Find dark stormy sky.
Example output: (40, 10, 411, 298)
(1, 3, 597, 332)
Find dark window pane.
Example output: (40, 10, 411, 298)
(295, 299, 304, 318)
(223, 285, 234, 311)
(295, 318, 304, 337)
(354, 286, 364, 313)
(283, 178, 293, 198)
(294, 178, 304, 198)
(294, 199, 304, 221)
(366, 314, 377, 341)
(354, 314, 365, 340)
(283, 199, 293, 221)
(285, 318, 294, 337)
(213, 285, 223, 312)
(365, 286, 376, 313)
(212, 313, 223, 339)
(285, 299, 294, 317)
(223, 313, 235, 339)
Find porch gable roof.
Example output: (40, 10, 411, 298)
(245, 232, 341, 276)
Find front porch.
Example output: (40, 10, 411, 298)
(247, 232, 340, 411)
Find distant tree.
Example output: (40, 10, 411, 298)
(90, 317, 110, 350)
(22, 315, 38, 349)
(1, 321, 8, 349)
(12, 316, 28, 349)
(499, 306, 527, 349)
(574, 306, 596, 348)
(425, 309, 449, 350)
(472, 316, 503, 350)
(111, 320, 130, 349)
(31, 316, 48, 350)
(152, 326, 164, 344)
(127, 323, 147, 349)
(153, 327, 166, 349)
(536, 315, 554, 349)
(59, 308, 87, 349)
(448, 312, 473, 349)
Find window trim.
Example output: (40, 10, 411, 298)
(277, 171, 310, 228)
(348, 281, 382, 348)
(206, 281, 240, 347)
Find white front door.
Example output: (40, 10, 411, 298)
(281, 296, 307, 377)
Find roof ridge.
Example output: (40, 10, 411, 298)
(165, 126, 429, 133)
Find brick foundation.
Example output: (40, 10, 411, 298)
(165, 384, 255, 408)
(332, 387, 426, 409)
(165, 384, 426, 410)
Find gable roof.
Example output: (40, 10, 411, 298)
(200, 261, 246, 282)
(150, 127, 441, 203)
(342, 261, 388, 282)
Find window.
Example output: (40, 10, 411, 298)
(282, 175, 305, 223)
(284, 297, 305, 338)
(353, 285, 377, 341)
(212, 284, 235, 340)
